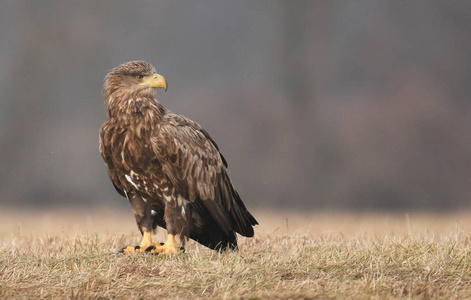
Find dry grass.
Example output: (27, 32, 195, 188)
(1, 208, 471, 299)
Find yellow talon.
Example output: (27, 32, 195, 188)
(119, 231, 158, 254)
(121, 245, 138, 254)
(139, 231, 155, 250)
(118, 232, 183, 255)
(150, 234, 183, 255)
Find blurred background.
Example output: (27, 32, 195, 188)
(1, 1, 471, 212)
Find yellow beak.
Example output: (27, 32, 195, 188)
(139, 73, 167, 91)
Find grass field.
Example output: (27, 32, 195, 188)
(1, 207, 471, 299)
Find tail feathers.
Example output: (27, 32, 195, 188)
(231, 191, 258, 237)
(191, 229, 237, 251)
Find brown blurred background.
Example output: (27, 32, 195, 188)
(1, 1, 471, 212)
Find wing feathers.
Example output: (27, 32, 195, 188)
(151, 114, 257, 236)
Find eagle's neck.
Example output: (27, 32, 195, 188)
(102, 95, 165, 166)
(106, 95, 166, 121)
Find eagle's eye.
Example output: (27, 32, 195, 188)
(136, 75, 143, 79)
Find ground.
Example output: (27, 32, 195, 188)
(1, 207, 471, 299)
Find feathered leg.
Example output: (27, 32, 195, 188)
(120, 194, 160, 254)
(150, 201, 188, 254)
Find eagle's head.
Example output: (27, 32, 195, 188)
(104, 60, 167, 104)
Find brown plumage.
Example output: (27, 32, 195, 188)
(99, 61, 257, 253)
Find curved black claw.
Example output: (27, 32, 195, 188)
(117, 245, 141, 254)
(149, 246, 185, 255)
(145, 245, 157, 252)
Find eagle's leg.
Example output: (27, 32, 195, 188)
(150, 201, 188, 255)
(138, 231, 156, 251)
(120, 194, 159, 254)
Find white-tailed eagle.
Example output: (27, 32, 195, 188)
(99, 61, 258, 254)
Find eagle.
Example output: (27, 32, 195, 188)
(99, 61, 258, 254)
